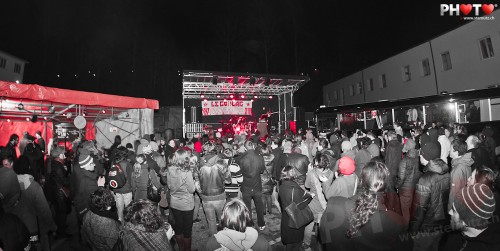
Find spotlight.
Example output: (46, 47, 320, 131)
(18, 103, 24, 110)
(7, 119, 10, 122)
(240, 95, 245, 98)
(30, 114, 38, 122)
(48, 105, 55, 114)
(229, 94, 234, 99)
(204, 99, 208, 102)
(268, 96, 273, 99)
(102, 110, 106, 114)
(216, 95, 221, 98)
(26, 117, 30, 121)
(254, 95, 258, 99)
(200, 94, 205, 98)
(212, 76, 218, 85)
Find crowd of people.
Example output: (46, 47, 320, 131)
(1, 122, 500, 251)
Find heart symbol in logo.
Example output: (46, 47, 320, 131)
(460, 4, 472, 15)
(482, 4, 494, 15)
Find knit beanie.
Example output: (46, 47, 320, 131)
(341, 141, 352, 152)
(367, 143, 380, 157)
(79, 150, 93, 167)
(403, 139, 416, 152)
(0, 167, 21, 211)
(454, 183, 495, 229)
(338, 156, 356, 175)
(421, 141, 441, 161)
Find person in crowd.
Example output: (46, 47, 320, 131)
(467, 166, 496, 188)
(1, 155, 14, 169)
(383, 131, 403, 193)
(157, 137, 167, 157)
(481, 126, 497, 167)
(319, 161, 408, 250)
(394, 122, 403, 137)
(279, 165, 313, 251)
(409, 141, 450, 251)
(0, 196, 30, 251)
(237, 140, 267, 230)
(165, 139, 176, 163)
(223, 149, 243, 201)
(466, 135, 493, 171)
(340, 140, 356, 160)
(131, 154, 161, 201)
(18, 132, 30, 156)
(202, 199, 271, 251)
(166, 149, 196, 251)
(438, 127, 451, 164)
(44, 146, 71, 238)
(7, 156, 56, 251)
(35, 131, 45, 153)
(441, 184, 500, 250)
(111, 147, 134, 222)
(270, 137, 285, 212)
(448, 139, 474, 213)
(197, 142, 232, 236)
(395, 139, 421, 226)
(303, 153, 330, 250)
(284, 143, 310, 188)
(261, 146, 275, 215)
(81, 188, 121, 250)
(354, 137, 371, 178)
(121, 199, 174, 251)
(320, 156, 358, 199)
(136, 139, 161, 175)
(189, 152, 203, 224)
(73, 149, 106, 223)
(3, 134, 19, 159)
(329, 133, 342, 161)
(22, 140, 44, 182)
(108, 135, 122, 164)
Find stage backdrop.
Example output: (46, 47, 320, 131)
(201, 100, 253, 116)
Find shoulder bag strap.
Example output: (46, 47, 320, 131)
(353, 176, 358, 196)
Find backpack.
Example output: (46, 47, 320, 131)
(108, 163, 127, 189)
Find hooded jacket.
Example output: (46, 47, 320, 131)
(409, 159, 450, 234)
(202, 227, 271, 251)
(73, 164, 100, 214)
(395, 149, 421, 190)
(199, 154, 231, 201)
(448, 152, 474, 212)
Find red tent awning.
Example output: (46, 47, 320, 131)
(0, 81, 159, 109)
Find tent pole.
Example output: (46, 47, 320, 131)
(278, 95, 282, 134)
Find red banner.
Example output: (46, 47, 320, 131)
(201, 100, 253, 116)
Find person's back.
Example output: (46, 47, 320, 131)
(384, 137, 403, 191)
(238, 149, 265, 192)
(285, 152, 309, 187)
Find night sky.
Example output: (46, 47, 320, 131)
(2, 0, 463, 110)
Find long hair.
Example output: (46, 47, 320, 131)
(220, 199, 254, 232)
(170, 149, 191, 171)
(313, 152, 330, 171)
(89, 188, 116, 212)
(280, 165, 296, 181)
(124, 199, 163, 232)
(346, 161, 389, 238)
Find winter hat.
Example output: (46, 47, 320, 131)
(79, 150, 93, 167)
(454, 184, 495, 229)
(341, 141, 352, 152)
(338, 156, 356, 175)
(421, 141, 441, 161)
(50, 146, 65, 158)
(367, 143, 380, 157)
(403, 139, 416, 152)
(0, 167, 21, 211)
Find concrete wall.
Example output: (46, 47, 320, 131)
(323, 71, 363, 106)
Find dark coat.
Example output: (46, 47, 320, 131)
(81, 210, 120, 251)
(409, 159, 450, 234)
(284, 153, 310, 187)
(44, 159, 71, 214)
(0, 211, 30, 251)
(384, 140, 403, 192)
(278, 180, 312, 244)
(395, 149, 421, 191)
(237, 150, 265, 192)
(72, 165, 99, 215)
(441, 221, 500, 250)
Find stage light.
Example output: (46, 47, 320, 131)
(251, 99, 254, 102)
(229, 94, 234, 99)
(223, 99, 227, 102)
(268, 96, 273, 99)
(102, 110, 106, 114)
(200, 94, 205, 98)
(218, 128, 223, 132)
(7, 119, 10, 122)
(254, 95, 258, 99)
(44, 117, 47, 120)
(216, 95, 221, 98)
(26, 117, 30, 121)
(204, 99, 208, 102)
(240, 95, 245, 98)
(17, 103, 24, 110)
(48, 105, 55, 114)
(212, 76, 218, 85)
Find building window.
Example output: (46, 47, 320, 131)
(14, 63, 21, 74)
(333, 90, 338, 100)
(441, 51, 452, 71)
(479, 36, 494, 59)
(421, 58, 430, 76)
(367, 78, 374, 91)
(326, 93, 330, 105)
(0, 57, 6, 69)
(402, 65, 411, 82)
(379, 74, 387, 88)
(349, 85, 354, 96)
(357, 82, 363, 94)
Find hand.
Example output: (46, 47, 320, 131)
(97, 176, 106, 187)
(318, 174, 328, 182)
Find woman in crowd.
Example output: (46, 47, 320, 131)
(81, 188, 121, 250)
(319, 161, 408, 250)
(202, 199, 271, 251)
(166, 149, 196, 251)
(130, 154, 161, 201)
(121, 199, 174, 251)
(279, 165, 313, 251)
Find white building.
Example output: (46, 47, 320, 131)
(323, 10, 500, 108)
(0, 50, 27, 83)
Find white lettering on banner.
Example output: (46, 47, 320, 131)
(201, 100, 253, 116)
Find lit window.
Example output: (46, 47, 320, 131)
(479, 36, 494, 59)
(14, 63, 21, 74)
(379, 74, 387, 88)
(0, 57, 6, 69)
(441, 51, 452, 71)
(421, 58, 430, 76)
(402, 65, 411, 82)
(367, 78, 374, 91)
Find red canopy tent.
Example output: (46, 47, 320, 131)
(0, 81, 159, 151)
